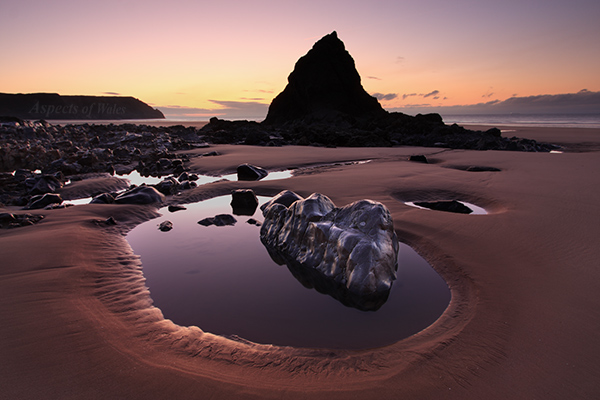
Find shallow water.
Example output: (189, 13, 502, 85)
(127, 196, 451, 349)
(405, 200, 488, 215)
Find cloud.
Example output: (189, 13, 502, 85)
(403, 91, 441, 100)
(396, 56, 405, 64)
(367, 76, 382, 80)
(102, 92, 121, 96)
(372, 92, 397, 101)
(388, 90, 600, 115)
(423, 90, 440, 98)
(158, 99, 269, 121)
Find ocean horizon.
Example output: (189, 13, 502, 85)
(40, 112, 600, 129)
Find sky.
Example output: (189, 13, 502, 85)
(1, 0, 599, 120)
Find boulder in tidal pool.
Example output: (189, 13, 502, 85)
(230, 189, 259, 215)
(260, 190, 399, 311)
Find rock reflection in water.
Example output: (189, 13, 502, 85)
(264, 247, 393, 311)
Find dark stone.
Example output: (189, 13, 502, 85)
(90, 193, 115, 204)
(114, 186, 165, 205)
(465, 165, 501, 172)
(230, 189, 259, 216)
(158, 220, 173, 231)
(237, 164, 268, 181)
(197, 214, 237, 227)
(260, 191, 399, 311)
(0, 212, 44, 228)
(414, 200, 473, 214)
(260, 190, 303, 211)
(246, 218, 261, 226)
(177, 172, 190, 181)
(25, 193, 63, 209)
(264, 31, 386, 125)
(179, 181, 197, 190)
(168, 205, 186, 212)
(409, 155, 428, 163)
(154, 177, 179, 195)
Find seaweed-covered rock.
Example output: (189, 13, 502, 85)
(260, 191, 399, 311)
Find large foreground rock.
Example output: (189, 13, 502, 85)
(260, 191, 399, 311)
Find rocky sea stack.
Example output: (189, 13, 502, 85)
(199, 31, 556, 151)
(264, 31, 386, 125)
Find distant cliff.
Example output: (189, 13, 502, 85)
(0, 93, 164, 120)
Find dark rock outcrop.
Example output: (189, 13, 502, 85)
(25, 193, 63, 209)
(114, 186, 165, 205)
(90, 193, 116, 204)
(0, 212, 44, 228)
(0, 93, 164, 120)
(264, 31, 386, 125)
(237, 164, 268, 181)
(197, 214, 237, 227)
(230, 189, 259, 216)
(158, 220, 173, 231)
(409, 155, 429, 163)
(414, 200, 473, 214)
(260, 191, 399, 311)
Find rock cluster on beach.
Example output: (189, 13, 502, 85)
(0, 212, 44, 228)
(260, 190, 399, 311)
(0, 119, 209, 205)
(0, 119, 205, 175)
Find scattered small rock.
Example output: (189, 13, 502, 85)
(158, 220, 173, 231)
(24, 193, 63, 210)
(409, 155, 428, 163)
(231, 189, 259, 216)
(246, 218, 261, 226)
(237, 164, 268, 181)
(0, 212, 44, 228)
(198, 214, 237, 227)
(90, 193, 116, 204)
(168, 205, 186, 212)
(114, 186, 165, 205)
(414, 200, 473, 214)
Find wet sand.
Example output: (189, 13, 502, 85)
(1, 126, 599, 399)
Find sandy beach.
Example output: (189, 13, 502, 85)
(1, 125, 599, 399)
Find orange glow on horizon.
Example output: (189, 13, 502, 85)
(1, 0, 598, 118)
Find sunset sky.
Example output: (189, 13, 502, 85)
(1, 0, 599, 120)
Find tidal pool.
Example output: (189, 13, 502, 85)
(127, 196, 451, 349)
(405, 200, 488, 215)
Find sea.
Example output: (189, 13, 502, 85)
(44, 113, 600, 129)
(440, 113, 600, 129)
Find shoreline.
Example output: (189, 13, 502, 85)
(1, 126, 599, 398)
